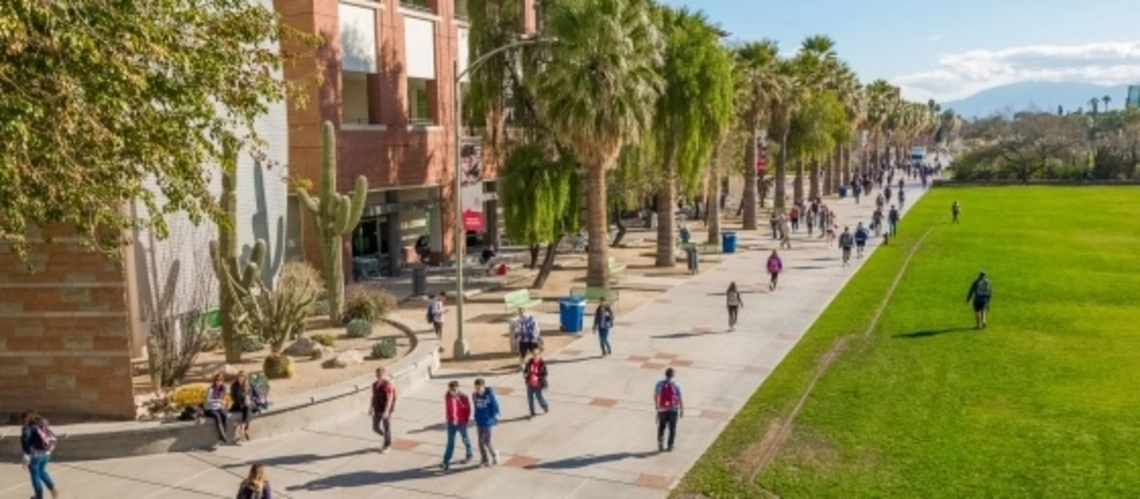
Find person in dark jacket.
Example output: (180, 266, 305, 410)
(472, 378, 501, 467)
(523, 348, 549, 417)
(369, 366, 395, 453)
(20, 411, 57, 499)
(966, 271, 993, 329)
(592, 298, 615, 357)
(888, 205, 900, 236)
(230, 371, 261, 442)
(854, 222, 870, 258)
(236, 463, 273, 499)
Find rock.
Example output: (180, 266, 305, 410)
(284, 337, 318, 357)
(309, 345, 334, 360)
(222, 364, 241, 377)
(323, 350, 364, 369)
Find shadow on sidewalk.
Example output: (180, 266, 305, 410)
(652, 330, 730, 340)
(525, 451, 658, 470)
(546, 356, 595, 366)
(221, 448, 372, 469)
(285, 466, 477, 491)
(892, 327, 975, 339)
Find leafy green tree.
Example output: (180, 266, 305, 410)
(0, 1, 314, 258)
(500, 145, 580, 288)
(651, 7, 735, 267)
(788, 91, 847, 199)
(532, 0, 663, 289)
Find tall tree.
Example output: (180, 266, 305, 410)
(651, 7, 734, 267)
(500, 144, 580, 289)
(1089, 98, 1101, 115)
(0, 1, 314, 258)
(734, 40, 782, 229)
(533, 0, 663, 289)
(767, 58, 805, 213)
(1103, 95, 1112, 112)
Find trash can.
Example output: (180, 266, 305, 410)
(838, 185, 848, 198)
(412, 266, 427, 296)
(686, 246, 700, 274)
(721, 231, 738, 254)
(558, 296, 587, 333)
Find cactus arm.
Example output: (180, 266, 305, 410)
(297, 188, 320, 214)
(333, 197, 350, 235)
(344, 176, 369, 233)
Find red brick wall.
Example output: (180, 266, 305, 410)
(0, 234, 135, 420)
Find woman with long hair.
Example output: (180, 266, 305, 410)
(725, 282, 743, 331)
(20, 411, 58, 499)
(230, 371, 256, 442)
(236, 463, 273, 499)
(204, 373, 230, 444)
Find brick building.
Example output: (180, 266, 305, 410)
(0, 0, 290, 419)
(276, 0, 536, 279)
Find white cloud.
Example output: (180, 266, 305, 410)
(895, 41, 1140, 101)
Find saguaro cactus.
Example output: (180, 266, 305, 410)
(298, 121, 368, 322)
(209, 138, 268, 363)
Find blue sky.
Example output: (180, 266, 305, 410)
(659, 0, 1140, 102)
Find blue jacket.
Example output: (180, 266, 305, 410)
(472, 388, 501, 427)
(20, 426, 48, 457)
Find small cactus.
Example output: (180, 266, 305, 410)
(240, 335, 265, 353)
(371, 337, 397, 359)
(345, 319, 373, 339)
(263, 353, 294, 379)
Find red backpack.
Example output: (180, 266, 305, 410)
(657, 381, 679, 410)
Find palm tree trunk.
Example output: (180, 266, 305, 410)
(842, 145, 851, 186)
(742, 125, 759, 230)
(793, 158, 804, 203)
(774, 131, 789, 213)
(809, 158, 820, 200)
(655, 179, 676, 267)
(707, 144, 722, 245)
(823, 147, 834, 195)
(585, 162, 610, 289)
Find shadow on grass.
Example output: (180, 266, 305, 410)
(892, 327, 975, 339)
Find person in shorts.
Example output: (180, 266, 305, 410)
(966, 271, 993, 329)
(854, 222, 869, 258)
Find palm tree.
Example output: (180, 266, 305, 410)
(534, 0, 663, 289)
(864, 79, 897, 166)
(1089, 98, 1100, 115)
(794, 35, 837, 201)
(650, 7, 734, 267)
(734, 39, 782, 229)
(767, 58, 804, 213)
(1103, 95, 1111, 112)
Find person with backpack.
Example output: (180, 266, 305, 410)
(654, 368, 684, 452)
(767, 250, 783, 291)
(838, 227, 855, 267)
(966, 271, 993, 329)
(20, 411, 58, 499)
(514, 308, 541, 369)
(472, 378, 501, 467)
(427, 293, 446, 346)
(523, 348, 549, 417)
(888, 205, 900, 236)
(592, 298, 615, 357)
(725, 282, 743, 331)
(204, 373, 230, 444)
(369, 366, 396, 453)
(236, 463, 273, 499)
(441, 380, 473, 472)
(854, 222, 870, 258)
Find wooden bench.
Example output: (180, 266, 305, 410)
(503, 289, 543, 313)
(608, 256, 627, 275)
(569, 286, 621, 309)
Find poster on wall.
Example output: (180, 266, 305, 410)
(460, 138, 485, 232)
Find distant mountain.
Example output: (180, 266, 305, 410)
(943, 81, 1132, 118)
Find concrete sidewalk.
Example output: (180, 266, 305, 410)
(0, 179, 931, 499)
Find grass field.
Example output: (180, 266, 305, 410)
(675, 186, 1140, 498)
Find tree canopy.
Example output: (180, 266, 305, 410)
(0, 1, 313, 258)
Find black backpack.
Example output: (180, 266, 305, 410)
(236, 482, 263, 499)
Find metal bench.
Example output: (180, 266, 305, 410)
(608, 256, 627, 275)
(503, 289, 543, 313)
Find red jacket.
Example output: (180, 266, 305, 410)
(445, 392, 471, 425)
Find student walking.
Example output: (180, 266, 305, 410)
(888, 205, 900, 236)
(472, 378, 501, 467)
(726, 282, 743, 331)
(789, 205, 800, 232)
(854, 222, 870, 258)
(204, 373, 230, 444)
(427, 293, 447, 345)
(230, 371, 261, 442)
(766, 250, 783, 291)
(966, 271, 993, 329)
(654, 368, 684, 452)
(523, 348, 550, 417)
(838, 227, 855, 266)
(899, 189, 906, 210)
(592, 298, 615, 357)
(441, 381, 473, 472)
(952, 200, 961, 223)
(779, 216, 792, 249)
(872, 208, 884, 237)
(369, 366, 396, 453)
(236, 464, 273, 499)
(514, 308, 541, 369)
(20, 411, 58, 499)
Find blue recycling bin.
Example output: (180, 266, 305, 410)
(558, 296, 587, 333)
(721, 231, 738, 254)
(838, 185, 848, 198)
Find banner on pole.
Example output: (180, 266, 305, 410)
(460, 138, 485, 232)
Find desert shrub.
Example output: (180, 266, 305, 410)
(345, 319, 373, 339)
(343, 285, 395, 324)
(263, 353, 294, 379)
(311, 333, 336, 347)
(245, 261, 322, 352)
(240, 335, 265, 353)
(371, 337, 398, 359)
(309, 298, 330, 318)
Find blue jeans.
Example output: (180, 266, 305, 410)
(598, 328, 612, 355)
(28, 454, 55, 499)
(527, 385, 548, 416)
(442, 423, 472, 466)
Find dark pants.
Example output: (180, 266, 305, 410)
(657, 411, 678, 449)
(527, 385, 548, 416)
(727, 306, 739, 327)
(518, 341, 537, 361)
(770, 272, 779, 288)
(28, 454, 55, 499)
(204, 409, 228, 442)
(889, 221, 898, 236)
(477, 425, 496, 464)
(372, 413, 392, 447)
(842, 247, 851, 263)
(233, 404, 252, 425)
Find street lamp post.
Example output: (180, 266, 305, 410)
(452, 35, 555, 359)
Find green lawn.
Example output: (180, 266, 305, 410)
(675, 187, 1140, 498)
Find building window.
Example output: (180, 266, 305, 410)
(401, 0, 432, 13)
(454, 0, 468, 19)
(343, 72, 371, 125)
(408, 78, 432, 125)
(339, 2, 379, 125)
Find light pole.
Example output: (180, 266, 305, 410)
(452, 34, 555, 359)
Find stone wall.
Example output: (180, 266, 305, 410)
(0, 234, 134, 420)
